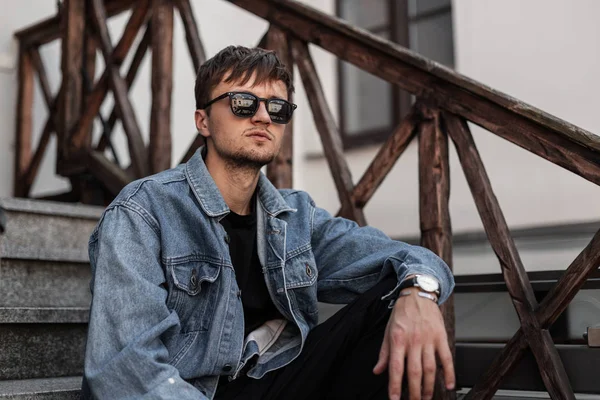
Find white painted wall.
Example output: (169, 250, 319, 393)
(1, 0, 599, 275)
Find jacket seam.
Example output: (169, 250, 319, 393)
(112, 200, 161, 237)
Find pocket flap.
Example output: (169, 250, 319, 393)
(285, 251, 318, 289)
(170, 261, 221, 296)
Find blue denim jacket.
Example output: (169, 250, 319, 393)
(83, 149, 454, 399)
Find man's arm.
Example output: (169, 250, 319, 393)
(309, 200, 454, 304)
(84, 204, 205, 399)
(308, 198, 455, 400)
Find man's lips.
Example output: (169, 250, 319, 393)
(245, 130, 272, 141)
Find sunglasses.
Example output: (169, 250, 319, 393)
(203, 91, 297, 124)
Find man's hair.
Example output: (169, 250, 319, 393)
(194, 45, 295, 110)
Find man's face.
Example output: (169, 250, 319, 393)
(195, 73, 288, 170)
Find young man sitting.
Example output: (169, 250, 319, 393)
(82, 45, 455, 400)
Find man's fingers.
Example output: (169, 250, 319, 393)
(421, 346, 437, 400)
(437, 336, 456, 390)
(373, 324, 390, 375)
(407, 346, 422, 400)
(387, 336, 405, 400)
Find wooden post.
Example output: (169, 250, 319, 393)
(59, 0, 85, 165)
(14, 45, 34, 197)
(149, 0, 174, 173)
(80, 30, 98, 152)
(417, 107, 455, 400)
(265, 27, 294, 189)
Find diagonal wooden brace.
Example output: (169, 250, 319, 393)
(291, 38, 366, 225)
(89, 0, 149, 178)
(464, 226, 600, 399)
(445, 113, 574, 400)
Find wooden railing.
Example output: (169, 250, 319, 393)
(12, 0, 600, 399)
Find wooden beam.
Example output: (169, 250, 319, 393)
(22, 90, 62, 198)
(291, 38, 366, 225)
(465, 226, 600, 399)
(417, 107, 455, 400)
(90, 0, 149, 178)
(350, 107, 419, 209)
(28, 48, 53, 109)
(29, 47, 61, 155)
(228, 0, 600, 186)
(14, 46, 34, 197)
(263, 27, 294, 189)
(88, 151, 132, 196)
(149, 0, 174, 173)
(97, 26, 151, 152)
(14, 0, 137, 48)
(73, 3, 150, 154)
(446, 113, 574, 399)
(174, 0, 206, 73)
(59, 0, 85, 162)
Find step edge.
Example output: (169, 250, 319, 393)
(0, 198, 104, 220)
(0, 376, 82, 396)
(0, 307, 90, 324)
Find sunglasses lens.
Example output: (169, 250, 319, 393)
(267, 99, 293, 124)
(230, 93, 258, 116)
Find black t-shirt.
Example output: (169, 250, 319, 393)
(220, 210, 283, 337)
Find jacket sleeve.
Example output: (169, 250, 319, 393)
(309, 198, 454, 305)
(84, 203, 207, 399)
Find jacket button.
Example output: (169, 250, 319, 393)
(222, 364, 232, 372)
(305, 264, 312, 277)
(224, 234, 231, 244)
(237, 290, 242, 298)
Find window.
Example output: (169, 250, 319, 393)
(337, 0, 454, 148)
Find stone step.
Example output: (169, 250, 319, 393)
(0, 308, 87, 381)
(0, 376, 81, 399)
(0, 198, 103, 263)
(0, 258, 91, 308)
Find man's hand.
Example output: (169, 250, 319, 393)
(373, 290, 455, 400)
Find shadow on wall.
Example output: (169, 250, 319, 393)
(0, 207, 6, 234)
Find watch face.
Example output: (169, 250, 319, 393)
(416, 275, 440, 292)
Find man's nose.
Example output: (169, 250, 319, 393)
(251, 101, 272, 124)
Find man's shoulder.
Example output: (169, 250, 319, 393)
(111, 164, 188, 208)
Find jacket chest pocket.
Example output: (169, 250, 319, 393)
(284, 249, 319, 317)
(167, 260, 221, 332)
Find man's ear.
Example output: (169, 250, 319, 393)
(195, 109, 210, 139)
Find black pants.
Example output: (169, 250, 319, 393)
(215, 275, 405, 400)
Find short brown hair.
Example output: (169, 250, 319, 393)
(194, 45, 294, 110)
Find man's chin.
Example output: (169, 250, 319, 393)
(229, 150, 276, 169)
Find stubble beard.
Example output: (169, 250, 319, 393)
(214, 141, 277, 173)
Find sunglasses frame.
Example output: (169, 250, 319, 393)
(202, 91, 297, 124)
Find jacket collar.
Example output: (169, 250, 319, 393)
(185, 147, 296, 218)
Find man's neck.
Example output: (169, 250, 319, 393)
(204, 153, 260, 216)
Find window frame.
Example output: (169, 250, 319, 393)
(336, 0, 452, 149)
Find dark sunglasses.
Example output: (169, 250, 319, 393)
(203, 91, 297, 124)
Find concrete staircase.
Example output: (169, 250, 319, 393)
(0, 198, 103, 399)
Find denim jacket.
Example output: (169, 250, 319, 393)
(83, 148, 454, 399)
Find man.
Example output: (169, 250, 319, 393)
(83, 45, 455, 400)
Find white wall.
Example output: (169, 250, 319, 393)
(297, 0, 600, 267)
(1, 1, 599, 275)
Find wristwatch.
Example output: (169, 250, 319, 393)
(399, 274, 441, 296)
